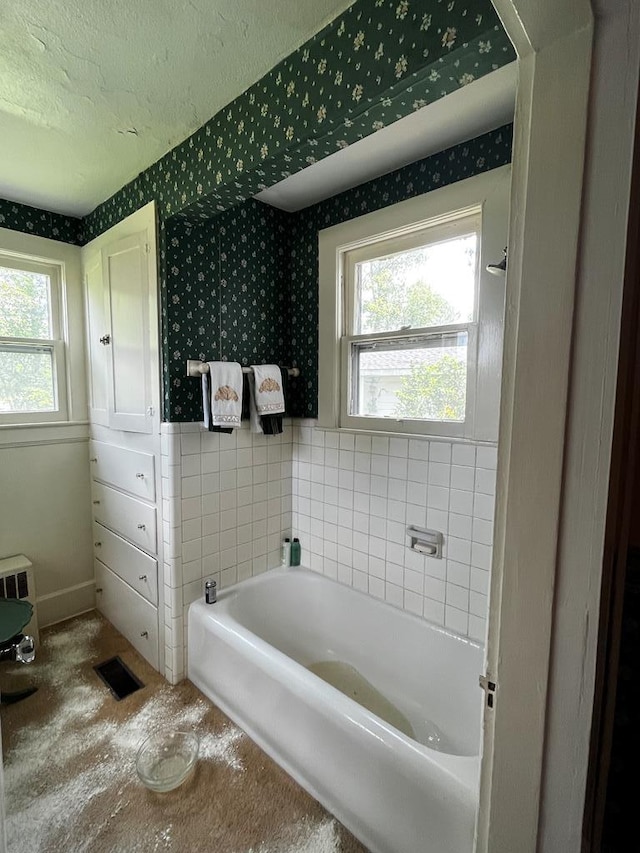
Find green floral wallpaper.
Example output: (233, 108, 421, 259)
(0, 198, 82, 245)
(81, 0, 514, 240)
(164, 201, 291, 419)
(0, 0, 515, 422)
(168, 123, 512, 421)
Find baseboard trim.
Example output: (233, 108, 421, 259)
(37, 580, 96, 628)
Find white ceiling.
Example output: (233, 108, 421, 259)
(0, 0, 354, 217)
(256, 62, 517, 212)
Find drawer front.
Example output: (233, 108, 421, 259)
(89, 440, 156, 501)
(95, 559, 158, 670)
(91, 481, 157, 554)
(93, 522, 158, 605)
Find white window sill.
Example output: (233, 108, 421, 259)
(0, 420, 90, 448)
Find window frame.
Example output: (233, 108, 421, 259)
(318, 165, 511, 440)
(0, 253, 69, 424)
(340, 210, 481, 436)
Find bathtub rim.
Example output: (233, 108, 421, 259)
(189, 566, 484, 788)
(219, 565, 483, 653)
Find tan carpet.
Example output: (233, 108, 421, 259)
(1, 612, 369, 853)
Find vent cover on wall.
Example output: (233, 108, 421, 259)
(0, 555, 39, 645)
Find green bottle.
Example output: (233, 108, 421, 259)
(290, 537, 301, 566)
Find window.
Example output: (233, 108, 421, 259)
(319, 167, 510, 439)
(343, 212, 479, 431)
(0, 255, 68, 423)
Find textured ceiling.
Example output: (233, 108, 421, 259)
(0, 0, 354, 216)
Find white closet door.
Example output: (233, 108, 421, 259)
(103, 231, 152, 433)
(84, 249, 109, 425)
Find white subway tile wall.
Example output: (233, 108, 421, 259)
(291, 423, 497, 642)
(160, 418, 497, 681)
(160, 421, 293, 682)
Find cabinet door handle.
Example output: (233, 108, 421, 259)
(136, 473, 145, 479)
(140, 630, 148, 638)
(99, 334, 111, 345)
(96, 587, 103, 593)
(138, 575, 147, 581)
(94, 541, 102, 547)
(90, 457, 97, 463)
(93, 500, 100, 505)
(137, 523, 146, 530)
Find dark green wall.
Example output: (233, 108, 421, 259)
(0, 1, 515, 420)
(0, 198, 82, 245)
(0, 0, 514, 246)
(166, 123, 513, 420)
(80, 0, 514, 241)
(163, 202, 291, 419)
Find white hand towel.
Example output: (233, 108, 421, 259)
(251, 365, 285, 415)
(207, 361, 243, 429)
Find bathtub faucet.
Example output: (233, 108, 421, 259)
(205, 580, 217, 604)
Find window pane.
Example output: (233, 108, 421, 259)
(0, 265, 52, 339)
(354, 333, 467, 422)
(0, 348, 55, 413)
(356, 234, 477, 334)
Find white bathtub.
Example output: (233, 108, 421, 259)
(188, 567, 484, 853)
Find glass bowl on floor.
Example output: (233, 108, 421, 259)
(135, 730, 199, 792)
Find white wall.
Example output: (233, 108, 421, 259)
(0, 429, 94, 625)
(0, 230, 93, 626)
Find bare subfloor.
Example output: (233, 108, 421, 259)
(1, 611, 368, 853)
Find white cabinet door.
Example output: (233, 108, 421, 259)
(103, 231, 153, 433)
(84, 249, 109, 425)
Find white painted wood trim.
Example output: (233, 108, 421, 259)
(0, 228, 88, 425)
(36, 580, 96, 628)
(318, 165, 510, 440)
(538, 3, 640, 849)
(477, 3, 594, 851)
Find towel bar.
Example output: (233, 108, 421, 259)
(186, 360, 300, 378)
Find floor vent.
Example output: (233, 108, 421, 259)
(94, 656, 143, 701)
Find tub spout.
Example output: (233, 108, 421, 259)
(205, 580, 217, 604)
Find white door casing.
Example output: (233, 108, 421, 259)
(477, 0, 639, 851)
(477, 0, 593, 850)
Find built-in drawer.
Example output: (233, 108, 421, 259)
(95, 559, 158, 670)
(93, 521, 158, 605)
(89, 440, 156, 502)
(91, 481, 157, 554)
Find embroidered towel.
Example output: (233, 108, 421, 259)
(207, 361, 243, 429)
(260, 367, 288, 436)
(202, 371, 233, 433)
(251, 365, 285, 415)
